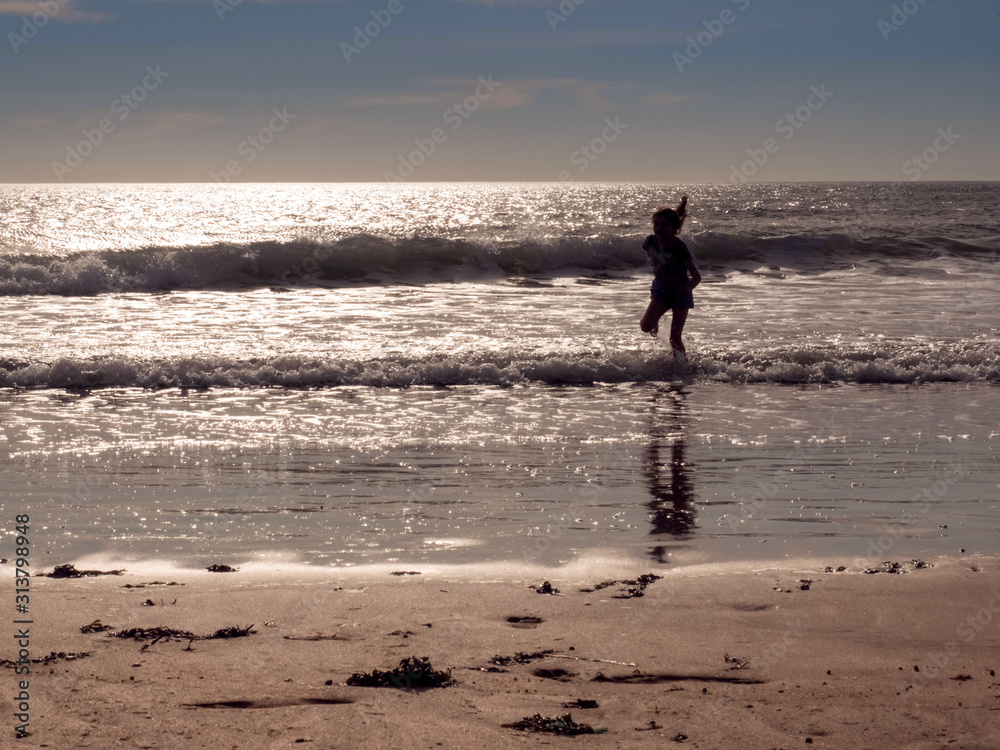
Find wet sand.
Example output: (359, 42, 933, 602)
(5, 555, 1000, 749)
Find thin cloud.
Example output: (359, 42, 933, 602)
(342, 92, 463, 109)
(119, 111, 226, 137)
(57, 110, 223, 135)
(0, 0, 107, 22)
(8, 116, 57, 127)
(641, 92, 694, 107)
(343, 78, 636, 111)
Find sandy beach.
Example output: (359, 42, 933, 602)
(4, 554, 999, 749)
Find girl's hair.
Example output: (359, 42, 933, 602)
(652, 195, 689, 233)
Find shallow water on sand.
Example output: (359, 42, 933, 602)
(5, 382, 997, 570)
(2, 183, 998, 571)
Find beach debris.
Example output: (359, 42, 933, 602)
(284, 633, 347, 641)
(823, 566, 848, 573)
(114, 626, 198, 645)
(390, 570, 421, 576)
(550, 654, 637, 667)
(672, 733, 689, 742)
(43, 564, 125, 578)
(799, 579, 813, 590)
(506, 615, 543, 628)
(209, 624, 256, 639)
(530, 581, 559, 594)
(724, 653, 750, 670)
(1, 651, 90, 668)
(579, 573, 662, 598)
(488, 650, 635, 669)
(346, 656, 454, 689)
(532, 667, 576, 681)
(951, 674, 972, 681)
(561, 699, 599, 709)
(593, 670, 763, 685)
(123, 581, 184, 589)
(141, 599, 157, 606)
(110, 624, 256, 647)
(206, 564, 239, 573)
(863, 560, 931, 575)
(580, 580, 625, 592)
(503, 713, 606, 735)
(183, 697, 353, 709)
(635, 720, 662, 731)
(490, 650, 555, 666)
(81, 620, 113, 633)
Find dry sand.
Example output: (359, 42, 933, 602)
(4, 554, 1000, 749)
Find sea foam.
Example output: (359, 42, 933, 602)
(2, 231, 996, 296)
(3, 343, 997, 389)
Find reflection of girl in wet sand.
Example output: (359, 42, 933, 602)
(644, 387, 697, 564)
(639, 196, 701, 361)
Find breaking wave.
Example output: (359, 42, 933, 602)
(2, 231, 996, 296)
(2, 343, 997, 389)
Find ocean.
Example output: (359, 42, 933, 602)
(2, 182, 998, 572)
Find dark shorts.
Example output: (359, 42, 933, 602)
(651, 288, 694, 311)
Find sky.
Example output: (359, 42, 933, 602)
(1, 0, 998, 183)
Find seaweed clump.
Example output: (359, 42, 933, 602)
(490, 649, 555, 666)
(503, 713, 606, 735)
(579, 573, 662, 598)
(209, 625, 256, 639)
(45, 564, 125, 578)
(530, 581, 559, 594)
(346, 656, 453, 689)
(1, 652, 90, 669)
(80, 620, 113, 634)
(111, 624, 256, 646)
(864, 560, 931, 575)
(113, 626, 199, 645)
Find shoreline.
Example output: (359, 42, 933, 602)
(5, 554, 999, 748)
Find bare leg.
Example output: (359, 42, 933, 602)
(640, 298, 671, 337)
(669, 307, 689, 354)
